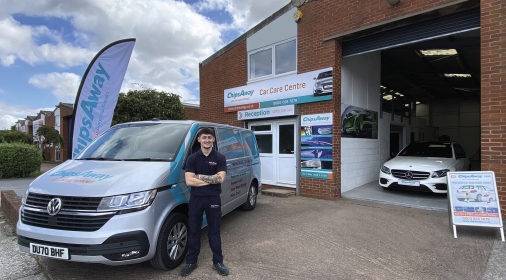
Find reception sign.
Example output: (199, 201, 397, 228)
(224, 67, 333, 112)
(447, 171, 504, 241)
(237, 105, 298, 120)
(300, 113, 333, 180)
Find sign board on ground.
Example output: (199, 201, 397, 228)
(447, 171, 504, 241)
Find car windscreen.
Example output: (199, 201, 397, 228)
(76, 123, 190, 161)
(398, 143, 453, 158)
(317, 71, 332, 79)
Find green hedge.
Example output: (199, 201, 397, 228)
(0, 143, 42, 178)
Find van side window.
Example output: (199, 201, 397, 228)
(241, 131, 259, 157)
(217, 128, 245, 159)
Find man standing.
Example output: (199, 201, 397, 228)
(180, 127, 229, 277)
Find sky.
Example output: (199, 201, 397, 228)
(0, 0, 290, 130)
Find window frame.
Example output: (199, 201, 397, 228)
(247, 37, 297, 83)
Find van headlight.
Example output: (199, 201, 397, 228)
(380, 165, 391, 174)
(97, 189, 157, 212)
(432, 169, 450, 178)
(21, 189, 30, 205)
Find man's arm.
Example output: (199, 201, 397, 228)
(197, 171, 226, 184)
(185, 172, 209, 187)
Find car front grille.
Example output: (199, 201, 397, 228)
(22, 193, 113, 232)
(391, 169, 430, 180)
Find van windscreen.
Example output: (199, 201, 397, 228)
(76, 123, 190, 161)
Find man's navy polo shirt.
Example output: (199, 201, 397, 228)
(185, 149, 227, 196)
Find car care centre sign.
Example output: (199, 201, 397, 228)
(224, 67, 333, 112)
(447, 171, 504, 241)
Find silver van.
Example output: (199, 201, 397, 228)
(17, 120, 261, 270)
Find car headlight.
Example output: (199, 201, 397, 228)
(97, 189, 157, 212)
(21, 189, 30, 205)
(381, 165, 391, 174)
(432, 169, 450, 178)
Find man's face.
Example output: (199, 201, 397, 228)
(198, 133, 214, 149)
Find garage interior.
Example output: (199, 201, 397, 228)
(342, 25, 481, 210)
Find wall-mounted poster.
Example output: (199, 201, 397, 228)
(340, 104, 378, 139)
(300, 113, 333, 180)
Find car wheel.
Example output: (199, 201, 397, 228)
(355, 119, 360, 136)
(150, 213, 189, 270)
(241, 182, 257, 211)
(475, 194, 482, 202)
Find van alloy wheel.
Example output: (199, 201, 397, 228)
(241, 182, 257, 211)
(166, 222, 187, 260)
(150, 213, 189, 270)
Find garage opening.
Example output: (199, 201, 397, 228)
(340, 7, 481, 210)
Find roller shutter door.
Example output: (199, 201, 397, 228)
(342, 8, 480, 57)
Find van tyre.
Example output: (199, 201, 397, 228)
(150, 213, 189, 270)
(241, 182, 257, 211)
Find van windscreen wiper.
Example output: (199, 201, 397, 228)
(122, 158, 170, 161)
(79, 157, 124, 161)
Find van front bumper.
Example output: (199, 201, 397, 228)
(16, 205, 156, 265)
(18, 230, 149, 262)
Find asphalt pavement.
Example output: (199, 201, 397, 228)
(0, 163, 505, 279)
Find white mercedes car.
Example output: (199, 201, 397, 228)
(379, 142, 471, 193)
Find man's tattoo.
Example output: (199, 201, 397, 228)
(198, 174, 222, 184)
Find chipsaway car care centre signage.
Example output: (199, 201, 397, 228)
(224, 67, 332, 112)
(300, 113, 333, 180)
(447, 171, 504, 241)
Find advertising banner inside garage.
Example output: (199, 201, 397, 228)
(300, 113, 333, 180)
(224, 67, 333, 112)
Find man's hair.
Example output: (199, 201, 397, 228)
(197, 127, 215, 138)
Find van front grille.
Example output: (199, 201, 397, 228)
(26, 193, 102, 211)
(21, 207, 114, 232)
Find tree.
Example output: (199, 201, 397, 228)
(10, 125, 16, 131)
(36, 126, 64, 155)
(112, 88, 187, 125)
(0, 130, 33, 144)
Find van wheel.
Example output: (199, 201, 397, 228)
(241, 182, 257, 211)
(150, 213, 188, 270)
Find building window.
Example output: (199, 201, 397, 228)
(249, 38, 296, 81)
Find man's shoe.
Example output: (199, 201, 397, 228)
(212, 262, 229, 276)
(180, 263, 198, 277)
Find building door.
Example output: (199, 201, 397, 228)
(250, 120, 296, 188)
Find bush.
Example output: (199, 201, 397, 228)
(0, 143, 42, 178)
(0, 130, 33, 144)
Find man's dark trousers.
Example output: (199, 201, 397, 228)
(186, 194, 223, 264)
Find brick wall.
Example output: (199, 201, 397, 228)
(199, 40, 247, 128)
(44, 113, 56, 161)
(184, 106, 200, 121)
(481, 0, 506, 215)
(60, 107, 73, 162)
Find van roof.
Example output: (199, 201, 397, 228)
(117, 120, 242, 129)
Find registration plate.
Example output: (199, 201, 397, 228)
(398, 180, 420, 186)
(30, 243, 69, 260)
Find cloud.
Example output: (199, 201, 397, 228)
(0, 0, 291, 131)
(28, 72, 81, 102)
(0, 101, 54, 130)
(0, 16, 95, 67)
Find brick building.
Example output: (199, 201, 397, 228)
(198, 0, 505, 214)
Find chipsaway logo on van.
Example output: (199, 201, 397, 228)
(50, 169, 113, 182)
